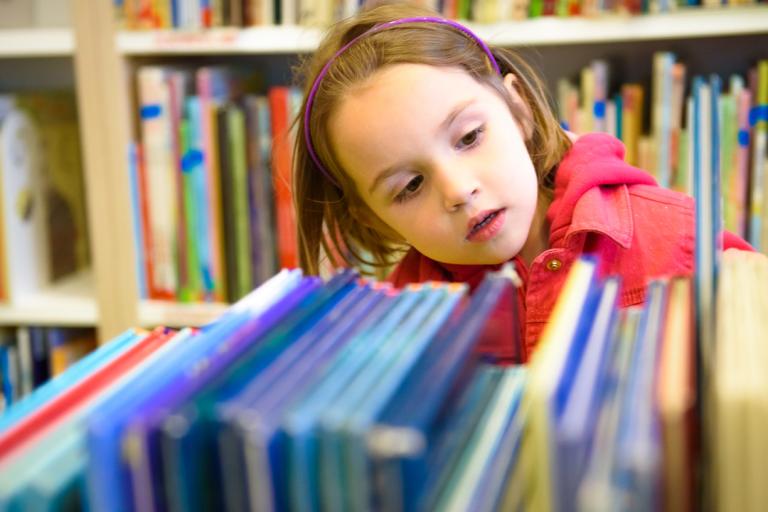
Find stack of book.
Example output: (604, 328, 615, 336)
(2, 248, 763, 510)
(558, 54, 768, 251)
(113, 0, 751, 29)
(131, 65, 301, 303)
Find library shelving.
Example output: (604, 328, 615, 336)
(137, 300, 229, 329)
(0, 28, 74, 58)
(0, 15, 97, 333)
(41, 2, 768, 340)
(113, 6, 768, 56)
(0, 270, 96, 327)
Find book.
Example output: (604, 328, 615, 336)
(268, 87, 299, 270)
(712, 249, 768, 512)
(656, 277, 696, 512)
(0, 106, 49, 303)
(0, 329, 141, 434)
(137, 66, 179, 300)
(85, 270, 304, 512)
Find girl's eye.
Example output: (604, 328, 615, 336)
(394, 175, 424, 203)
(457, 126, 484, 149)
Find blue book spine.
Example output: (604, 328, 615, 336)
(128, 142, 148, 299)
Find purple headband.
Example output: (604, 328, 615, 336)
(303, 16, 501, 187)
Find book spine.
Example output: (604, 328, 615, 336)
(268, 87, 298, 270)
(228, 105, 253, 299)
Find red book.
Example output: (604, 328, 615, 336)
(0, 327, 174, 462)
(268, 87, 298, 269)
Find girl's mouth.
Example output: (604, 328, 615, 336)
(466, 208, 506, 242)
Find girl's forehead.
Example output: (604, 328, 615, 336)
(339, 64, 481, 114)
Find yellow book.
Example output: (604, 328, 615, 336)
(521, 257, 597, 512)
(713, 249, 768, 512)
(656, 277, 695, 512)
(622, 84, 644, 166)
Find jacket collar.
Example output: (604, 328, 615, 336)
(547, 133, 656, 249)
(553, 184, 634, 249)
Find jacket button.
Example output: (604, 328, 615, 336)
(546, 258, 562, 271)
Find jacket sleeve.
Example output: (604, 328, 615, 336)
(722, 230, 755, 252)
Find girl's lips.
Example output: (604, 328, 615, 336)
(466, 209, 506, 242)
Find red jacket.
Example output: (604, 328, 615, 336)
(388, 133, 752, 363)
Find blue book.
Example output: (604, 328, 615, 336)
(280, 286, 429, 512)
(118, 272, 347, 512)
(217, 285, 391, 512)
(0, 329, 141, 434)
(367, 272, 522, 511)
(0, 329, 195, 512)
(85, 270, 304, 512)
(612, 281, 668, 510)
(333, 285, 465, 512)
(555, 278, 621, 512)
(128, 142, 148, 299)
(156, 271, 358, 512)
(577, 307, 642, 511)
(430, 367, 527, 512)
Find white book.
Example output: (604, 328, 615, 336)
(0, 107, 50, 302)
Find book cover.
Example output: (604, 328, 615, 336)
(137, 66, 179, 299)
(268, 87, 298, 270)
(0, 107, 50, 302)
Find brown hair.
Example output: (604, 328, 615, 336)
(293, 2, 571, 276)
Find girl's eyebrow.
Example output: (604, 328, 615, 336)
(436, 99, 474, 136)
(368, 99, 475, 195)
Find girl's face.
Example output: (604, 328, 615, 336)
(329, 63, 539, 266)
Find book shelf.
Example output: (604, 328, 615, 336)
(0, 270, 96, 326)
(113, 6, 768, 56)
(137, 300, 229, 328)
(0, 28, 74, 58)
(5, 2, 752, 341)
(0, 18, 97, 334)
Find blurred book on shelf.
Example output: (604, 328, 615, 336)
(131, 64, 298, 304)
(0, 92, 90, 304)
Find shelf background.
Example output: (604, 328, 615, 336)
(0, 28, 73, 58)
(113, 7, 768, 55)
(138, 300, 230, 328)
(0, 3, 758, 340)
(0, 271, 97, 326)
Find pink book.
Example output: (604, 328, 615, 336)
(196, 68, 230, 301)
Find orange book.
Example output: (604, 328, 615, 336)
(621, 84, 645, 166)
(268, 87, 298, 269)
(656, 278, 697, 512)
(0, 327, 174, 461)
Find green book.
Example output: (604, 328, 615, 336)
(719, 91, 737, 234)
(179, 118, 202, 302)
(227, 106, 253, 300)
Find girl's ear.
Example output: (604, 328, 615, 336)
(502, 73, 534, 140)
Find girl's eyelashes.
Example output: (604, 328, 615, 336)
(394, 174, 424, 203)
(456, 125, 485, 150)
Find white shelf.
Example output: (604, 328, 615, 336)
(116, 25, 323, 55)
(115, 7, 768, 55)
(138, 300, 230, 327)
(0, 270, 97, 326)
(0, 28, 74, 57)
(471, 6, 768, 46)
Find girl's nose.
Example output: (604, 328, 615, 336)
(436, 164, 479, 212)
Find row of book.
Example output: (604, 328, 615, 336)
(112, 0, 763, 30)
(559, 55, 768, 251)
(132, 65, 300, 303)
(0, 93, 90, 304)
(0, 249, 765, 510)
(0, 327, 97, 414)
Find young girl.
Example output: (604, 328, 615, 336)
(292, 3, 752, 361)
